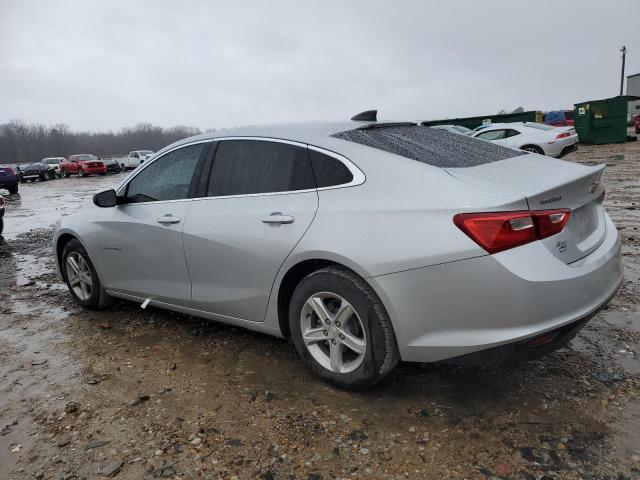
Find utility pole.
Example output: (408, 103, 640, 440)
(620, 45, 626, 96)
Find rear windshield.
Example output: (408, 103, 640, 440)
(332, 125, 524, 168)
(76, 154, 98, 161)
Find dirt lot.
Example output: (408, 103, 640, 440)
(1, 141, 639, 480)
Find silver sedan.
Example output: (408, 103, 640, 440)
(53, 117, 622, 389)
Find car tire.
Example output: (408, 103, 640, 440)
(8, 184, 18, 194)
(64, 171, 70, 178)
(49, 171, 56, 180)
(61, 239, 113, 309)
(289, 266, 399, 390)
(121, 164, 126, 171)
(521, 144, 544, 155)
(78, 169, 85, 177)
(18, 174, 25, 183)
(40, 173, 47, 181)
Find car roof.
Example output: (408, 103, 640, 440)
(165, 121, 383, 150)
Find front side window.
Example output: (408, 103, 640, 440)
(476, 129, 507, 141)
(207, 140, 315, 197)
(506, 129, 521, 138)
(125, 143, 204, 203)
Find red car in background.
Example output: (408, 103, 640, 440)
(635, 114, 640, 134)
(60, 154, 106, 177)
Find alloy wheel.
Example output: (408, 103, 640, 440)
(65, 252, 93, 301)
(300, 292, 367, 374)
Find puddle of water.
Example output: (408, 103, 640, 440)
(1, 174, 124, 240)
(9, 299, 69, 321)
(13, 254, 51, 286)
(603, 311, 640, 333)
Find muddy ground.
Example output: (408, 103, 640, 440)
(0, 140, 639, 480)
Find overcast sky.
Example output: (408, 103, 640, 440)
(1, 0, 639, 131)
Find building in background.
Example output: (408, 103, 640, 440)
(628, 73, 640, 119)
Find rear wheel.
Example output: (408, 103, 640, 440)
(61, 239, 112, 309)
(289, 266, 399, 390)
(8, 184, 18, 194)
(64, 170, 70, 178)
(521, 144, 544, 155)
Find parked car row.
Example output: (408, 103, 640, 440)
(0, 150, 155, 192)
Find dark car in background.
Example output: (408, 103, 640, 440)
(17, 162, 58, 182)
(0, 193, 4, 234)
(0, 165, 19, 194)
(102, 158, 122, 174)
(42, 157, 66, 178)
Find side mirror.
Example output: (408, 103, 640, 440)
(93, 189, 118, 208)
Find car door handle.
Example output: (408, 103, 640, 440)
(261, 212, 294, 224)
(157, 214, 181, 225)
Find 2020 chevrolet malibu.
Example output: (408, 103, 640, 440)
(53, 113, 622, 389)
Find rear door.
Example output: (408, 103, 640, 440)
(95, 142, 208, 304)
(183, 138, 318, 322)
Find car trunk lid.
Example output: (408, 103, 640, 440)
(445, 154, 606, 264)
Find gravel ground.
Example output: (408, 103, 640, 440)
(0, 140, 639, 480)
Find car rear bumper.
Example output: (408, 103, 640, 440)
(558, 143, 578, 158)
(369, 213, 622, 363)
(81, 166, 107, 173)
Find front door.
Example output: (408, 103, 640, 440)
(183, 139, 319, 322)
(95, 142, 208, 304)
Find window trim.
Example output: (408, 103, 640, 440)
(116, 136, 365, 205)
(195, 137, 365, 201)
(115, 139, 213, 204)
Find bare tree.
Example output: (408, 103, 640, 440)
(0, 121, 203, 164)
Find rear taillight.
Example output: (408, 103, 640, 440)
(453, 209, 571, 254)
(556, 132, 571, 139)
(6, 166, 14, 174)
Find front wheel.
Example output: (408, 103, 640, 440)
(61, 239, 112, 309)
(78, 169, 85, 177)
(289, 267, 399, 390)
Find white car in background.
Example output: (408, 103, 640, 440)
(429, 124, 473, 135)
(121, 150, 154, 170)
(472, 122, 578, 158)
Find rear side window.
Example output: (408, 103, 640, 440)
(207, 140, 315, 196)
(476, 129, 506, 141)
(333, 125, 524, 168)
(309, 150, 353, 187)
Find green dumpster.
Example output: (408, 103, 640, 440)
(573, 96, 637, 145)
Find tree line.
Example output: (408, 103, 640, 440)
(0, 120, 203, 164)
